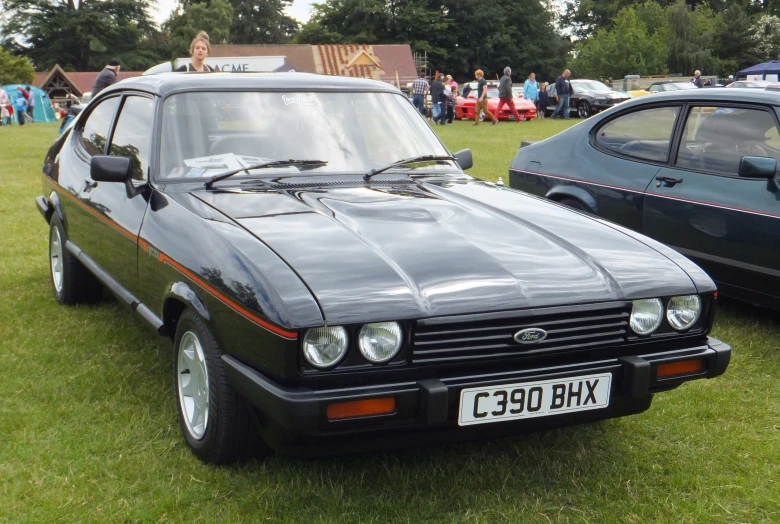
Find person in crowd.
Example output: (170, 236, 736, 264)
(176, 31, 217, 72)
(14, 94, 27, 126)
(496, 67, 523, 122)
(523, 73, 539, 115)
(430, 73, 447, 125)
(411, 72, 429, 115)
(445, 75, 457, 124)
(25, 85, 35, 123)
(692, 70, 704, 88)
(551, 69, 572, 120)
(537, 82, 549, 119)
(473, 69, 498, 126)
(92, 58, 121, 96)
(0, 89, 10, 126)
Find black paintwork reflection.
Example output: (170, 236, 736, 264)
(195, 181, 705, 326)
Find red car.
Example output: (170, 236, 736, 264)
(455, 88, 536, 121)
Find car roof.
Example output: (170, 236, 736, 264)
(98, 72, 401, 97)
(623, 87, 780, 106)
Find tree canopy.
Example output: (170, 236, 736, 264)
(2, 0, 168, 71)
(164, 0, 234, 58)
(0, 45, 35, 84)
(296, 0, 571, 81)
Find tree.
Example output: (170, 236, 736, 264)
(666, 0, 728, 76)
(229, 0, 299, 44)
(295, 0, 570, 83)
(562, 0, 678, 39)
(2, 0, 167, 71)
(164, 0, 234, 58)
(0, 45, 34, 84)
(572, 3, 668, 79)
(749, 14, 780, 62)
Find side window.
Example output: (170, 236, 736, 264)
(649, 85, 661, 93)
(675, 106, 780, 176)
(594, 106, 679, 162)
(109, 96, 155, 181)
(80, 97, 120, 156)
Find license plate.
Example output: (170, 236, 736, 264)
(458, 373, 612, 426)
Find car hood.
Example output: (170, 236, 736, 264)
(579, 90, 628, 99)
(192, 179, 702, 325)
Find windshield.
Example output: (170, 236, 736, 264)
(159, 91, 453, 179)
(666, 82, 698, 91)
(572, 80, 611, 92)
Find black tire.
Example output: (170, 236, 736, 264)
(577, 101, 591, 118)
(48, 216, 102, 305)
(173, 308, 267, 464)
(558, 198, 589, 212)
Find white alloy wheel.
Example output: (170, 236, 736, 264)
(50, 225, 64, 293)
(177, 331, 210, 440)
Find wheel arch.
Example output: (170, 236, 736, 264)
(546, 185, 599, 214)
(162, 281, 212, 340)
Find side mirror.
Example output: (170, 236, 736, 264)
(91, 155, 132, 183)
(453, 149, 473, 170)
(738, 156, 777, 179)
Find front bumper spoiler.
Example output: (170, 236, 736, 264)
(223, 337, 730, 455)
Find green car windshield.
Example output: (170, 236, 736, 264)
(159, 91, 454, 180)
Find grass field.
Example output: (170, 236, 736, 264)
(0, 121, 778, 523)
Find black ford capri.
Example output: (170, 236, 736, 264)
(38, 72, 730, 463)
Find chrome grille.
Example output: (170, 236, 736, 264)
(412, 302, 631, 364)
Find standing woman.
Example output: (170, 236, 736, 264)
(523, 73, 539, 114)
(176, 31, 217, 72)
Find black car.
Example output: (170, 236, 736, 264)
(547, 79, 631, 118)
(38, 72, 730, 463)
(510, 88, 780, 311)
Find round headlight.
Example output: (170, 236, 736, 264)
(302, 326, 348, 369)
(666, 295, 701, 331)
(358, 322, 403, 363)
(630, 298, 663, 335)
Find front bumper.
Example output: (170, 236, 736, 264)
(223, 337, 730, 456)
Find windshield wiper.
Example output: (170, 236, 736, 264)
(363, 155, 456, 181)
(204, 159, 328, 189)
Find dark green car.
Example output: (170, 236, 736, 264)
(510, 89, 780, 310)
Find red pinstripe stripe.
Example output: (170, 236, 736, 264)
(510, 168, 780, 219)
(49, 186, 297, 339)
(158, 254, 298, 339)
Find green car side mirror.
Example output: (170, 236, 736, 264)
(738, 156, 776, 179)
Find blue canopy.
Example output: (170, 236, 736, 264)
(737, 60, 780, 79)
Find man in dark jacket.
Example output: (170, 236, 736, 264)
(430, 74, 447, 125)
(551, 69, 572, 120)
(496, 67, 523, 122)
(92, 58, 121, 96)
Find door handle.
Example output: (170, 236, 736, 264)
(655, 176, 682, 187)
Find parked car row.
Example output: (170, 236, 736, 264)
(38, 72, 735, 464)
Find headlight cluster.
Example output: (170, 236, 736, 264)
(629, 295, 702, 336)
(302, 322, 403, 369)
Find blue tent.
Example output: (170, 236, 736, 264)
(1, 85, 57, 123)
(736, 60, 780, 80)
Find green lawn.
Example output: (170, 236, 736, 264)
(0, 121, 777, 523)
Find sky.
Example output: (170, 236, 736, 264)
(152, 0, 315, 26)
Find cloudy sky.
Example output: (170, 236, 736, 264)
(152, 0, 315, 26)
